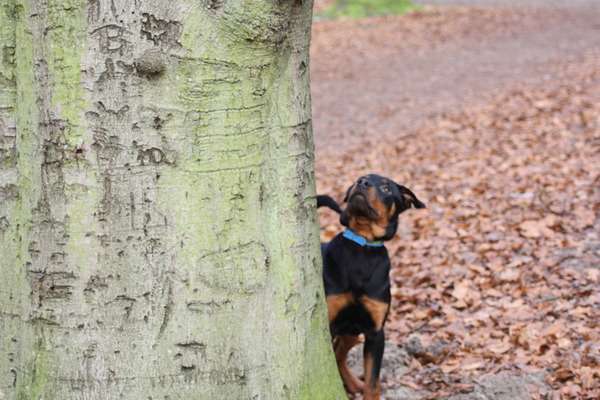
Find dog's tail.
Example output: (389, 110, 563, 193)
(316, 195, 342, 214)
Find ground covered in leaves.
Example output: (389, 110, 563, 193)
(312, 2, 599, 399)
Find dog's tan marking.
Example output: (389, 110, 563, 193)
(363, 350, 381, 400)
(360, 295, 389, 331)
(326, 292, 354, 323)
(363, 351, 381, 400)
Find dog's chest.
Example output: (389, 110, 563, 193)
(342, 247, 389, 289)
(346, 261, 379, 290)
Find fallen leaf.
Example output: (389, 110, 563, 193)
(519, 217, 556, 238)
(540, 320, 565, 337)
(452, 280, 470, 301)
(549, 368, 575, 384)
(488, 341, 512, 354)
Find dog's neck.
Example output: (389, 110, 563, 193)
(344, 215, 399, 243)
(343, 229, 385, 247)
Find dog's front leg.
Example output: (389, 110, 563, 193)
(363, 329, 385, 400)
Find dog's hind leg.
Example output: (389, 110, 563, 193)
(333, 335, 364, 394)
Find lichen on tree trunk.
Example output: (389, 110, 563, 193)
(0, 0, 345, 399)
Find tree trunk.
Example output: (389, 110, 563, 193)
(0, 0, 345, 398)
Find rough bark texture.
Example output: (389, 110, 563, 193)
(0, 0, 345, 399)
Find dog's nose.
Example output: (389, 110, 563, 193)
(357, 178, 372, 189)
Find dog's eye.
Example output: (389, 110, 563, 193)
(381, 185, 391, 194)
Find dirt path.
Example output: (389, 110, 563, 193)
(311, 2, 600, 399)
(311, 0, 600, 151)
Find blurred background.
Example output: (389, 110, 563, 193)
(310, 1, 600, 398)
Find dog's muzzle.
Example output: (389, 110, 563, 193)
(347, 192, 379, 219)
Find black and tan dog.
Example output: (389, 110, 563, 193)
(317, 174, 425, 400)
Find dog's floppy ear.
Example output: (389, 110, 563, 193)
(339, 183, 354, 226)
(342, 183, 354, 203)
(395, 184, 426, 210)
(339, 211, 350, 227)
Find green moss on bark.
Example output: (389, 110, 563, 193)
(17, 337, 49, 400)
(4, 0, 346, 398)
(45, 0, 88, 147)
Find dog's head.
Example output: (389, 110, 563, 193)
(340, 174, 425, 242)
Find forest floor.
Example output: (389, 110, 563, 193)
(310, 1, 600, 399)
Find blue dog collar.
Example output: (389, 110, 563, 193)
(343, 229, 384, 247)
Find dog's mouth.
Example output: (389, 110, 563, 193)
(347, 193, 380, 219)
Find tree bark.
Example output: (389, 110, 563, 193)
(0, 0, 345, 398)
